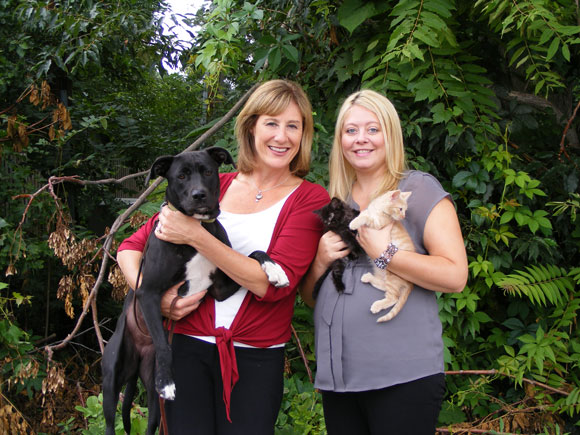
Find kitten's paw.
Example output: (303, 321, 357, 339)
(361, 273, 372, 283)
(370, 298, 396, 313)
(370, 300, 385, 313)
(262, 261, 290, 288)
(348, 217, 362, 230)
(376, 313, 392, 323)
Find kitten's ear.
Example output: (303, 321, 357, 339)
(330, 197, 343, 208)
(401, 191, 412, 200)
(390, 190, 401, 199)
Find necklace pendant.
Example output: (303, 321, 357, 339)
(255, 191, 263, 202)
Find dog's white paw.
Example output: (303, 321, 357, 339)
(262, 261, 290, 288)
(160, 383, 176, 401)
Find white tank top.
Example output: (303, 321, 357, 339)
(193, 191, 293, 347)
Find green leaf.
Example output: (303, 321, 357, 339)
(338, 0, 376, 34)
(562, 43, 570, 62)
(407, 43, 424, 61)
(268, 47, 282, 71)
(413, 27, 439, 47)
(546, 37, 559, 61)
(367, 40, 379, 51)
(282, 45, 299, 64)
(538, 29, 553, 45)
(452, 170, 472, 187)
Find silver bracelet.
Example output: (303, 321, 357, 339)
(373, 243, 398, 270)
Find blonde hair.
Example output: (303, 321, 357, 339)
(235, 80, 313, 177)
(329, 89, 407, 200)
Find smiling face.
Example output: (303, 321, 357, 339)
(251, 101, 303, 172)
(340, 104, 387, 176)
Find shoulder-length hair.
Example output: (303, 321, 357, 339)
(235, 80, 313, 178)
(329, 89, 407, 201)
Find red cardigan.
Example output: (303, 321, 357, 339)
(118, 172, 329, 418)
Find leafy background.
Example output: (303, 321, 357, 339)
(1, 0, 579, 433)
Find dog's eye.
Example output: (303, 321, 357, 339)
(178, 174, 186, 180)
(204, 170, 213, 177)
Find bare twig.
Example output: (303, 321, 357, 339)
(558, 99, 580, 167)
(436, 428, 522, 435)
(44, 83, 260, 357)
(291, 324, 313, 384)
(445, 369, 570, 396)
(433, 370, 571, 434)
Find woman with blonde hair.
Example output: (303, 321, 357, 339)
(118, 79, 329, 434)
(301, 89, 468, 434)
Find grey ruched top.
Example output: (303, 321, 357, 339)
(313, 171, 450, 392)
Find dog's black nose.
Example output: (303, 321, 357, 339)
(192, 190, 207, 202)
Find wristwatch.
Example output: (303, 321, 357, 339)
(373, 243, 399, 270)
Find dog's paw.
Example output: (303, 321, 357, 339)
(262, 261, 290, 288)
(159, 382, 176, 401)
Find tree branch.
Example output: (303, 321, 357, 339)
(507, 91, 579, 148)
(559, 99, 580, 168)
(445, 369, 570, 396)
(291, 324, 313, 384)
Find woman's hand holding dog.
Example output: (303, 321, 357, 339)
(161, 282, 207, 321)
(155, 206, 203, 246)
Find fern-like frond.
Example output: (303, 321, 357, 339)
(569, 267, 580, 285)
(499, 265, 574, 306)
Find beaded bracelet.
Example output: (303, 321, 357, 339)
(373, 243, 399, 270)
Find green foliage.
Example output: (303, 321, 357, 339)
(72, 376, 325, 435)
(13, 0, 173, 78)
(2, 0, 580, 432)
(276, 376, 326, 434)
(475, 0, 580, 95)
(74, 393, 149, 435)
(0, 282, 45, 398)
(499, 265, 573, 307)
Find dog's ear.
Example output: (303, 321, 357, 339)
(146, 155, 174, 185)
(205, 147, 236, 168)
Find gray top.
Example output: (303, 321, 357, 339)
(313, 171, 450, 392)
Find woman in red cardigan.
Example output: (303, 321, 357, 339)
(117, 79, 329, 434)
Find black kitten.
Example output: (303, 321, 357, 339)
(313, 198, 363, 298)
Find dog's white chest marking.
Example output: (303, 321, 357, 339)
(183, 254, 217, 296)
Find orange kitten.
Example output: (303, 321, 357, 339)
(349, 190, 415, 322)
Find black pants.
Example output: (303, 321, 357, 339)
(321, 373, 445, 435)
(165, 334, 285, 435)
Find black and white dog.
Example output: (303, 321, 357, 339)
(102, 147, 289, 435)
